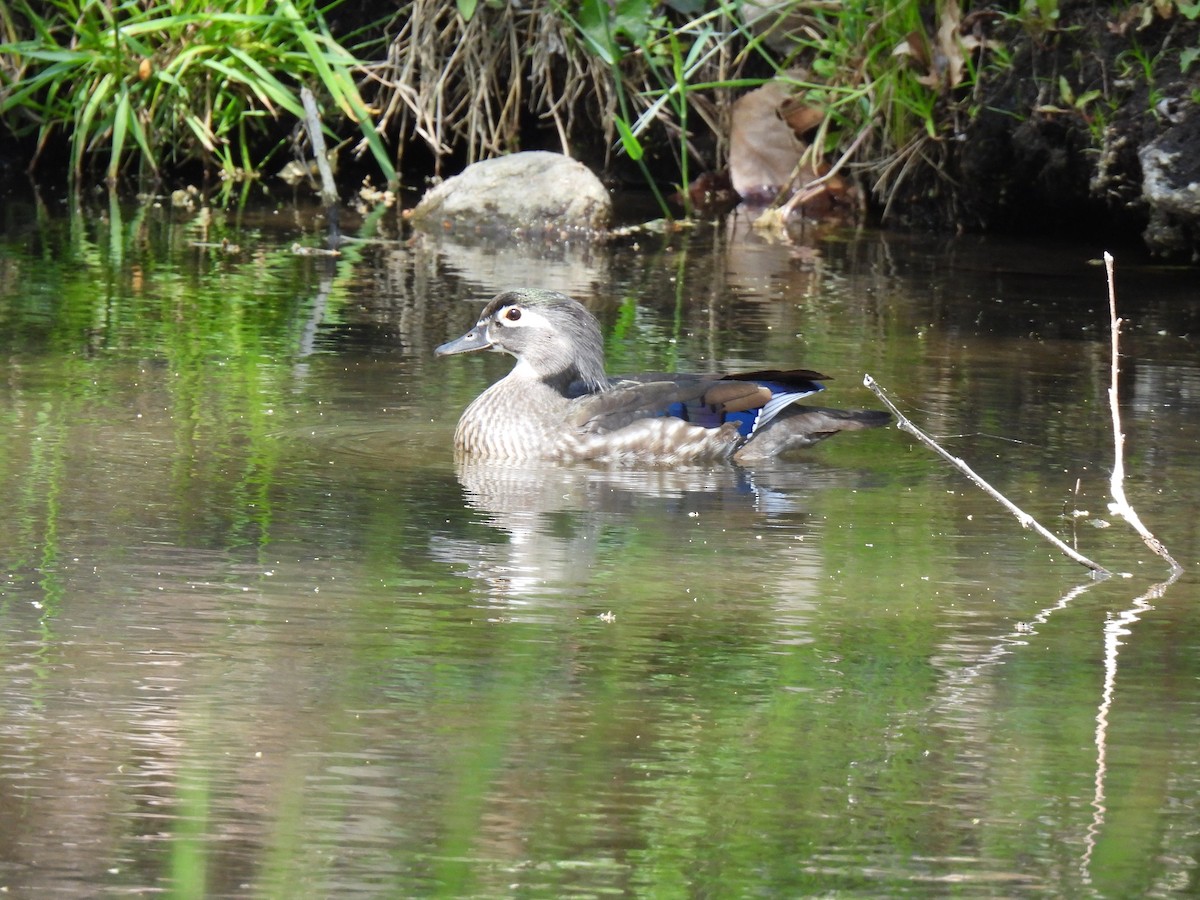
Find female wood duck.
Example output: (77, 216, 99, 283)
(435, 289, 889, 464)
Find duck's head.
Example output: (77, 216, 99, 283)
(435, 289, 608, 391)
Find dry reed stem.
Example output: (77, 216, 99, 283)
(1103, 252, 1183, 574)
(362, 3, 749, 178)
(864, 254, 1188, 577)
(365, 3, 620, 170)
(779, 122, 872, 217)
(863, 374, 1112, 576)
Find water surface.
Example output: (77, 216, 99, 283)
(1, 194, 1198, 897)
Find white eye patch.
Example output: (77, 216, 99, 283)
(490, 305, 552, 329)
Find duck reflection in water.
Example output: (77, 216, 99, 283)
(430, 459, 852, 611)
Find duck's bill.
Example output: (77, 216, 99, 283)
(435, 327, 492, 356)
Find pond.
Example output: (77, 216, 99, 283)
(1, 191, 1198, 897)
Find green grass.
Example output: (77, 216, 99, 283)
(0, 0, 394, 185)
(560, 0, 968, 215)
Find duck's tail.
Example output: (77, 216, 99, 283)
(733, 406, 890, 462)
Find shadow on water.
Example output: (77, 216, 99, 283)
(0, 189, 1198, 896)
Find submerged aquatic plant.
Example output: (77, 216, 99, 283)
(0, 0, 395, 184)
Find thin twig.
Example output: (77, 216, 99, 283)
(863, 374, 1112, 577)
(1102, 252, 1184, 574)
(301, 88, 339, 209)
(301, 87, 341, 248)
(777, 122, 872, 218)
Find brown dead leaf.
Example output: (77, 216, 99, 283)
(892, 0, 971, 92)
(779, 95, 825, 137)
(729, 80, 808, 201)
(938, 0, 965, 90)
(728, 70, 834, 202)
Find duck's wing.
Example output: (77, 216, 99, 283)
(566, 369, 829, 436)
(704, 369, 827, 435)
(566, 376, 715, 434)
(681, 370, 829, 412)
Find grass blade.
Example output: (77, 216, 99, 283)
(74, 71, 115, 178)
(109, 88, 129, 181)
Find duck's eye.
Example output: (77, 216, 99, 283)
(504, 307, 522, 322)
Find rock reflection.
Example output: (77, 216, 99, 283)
(415, 233, 609, 302)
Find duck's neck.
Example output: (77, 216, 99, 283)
(517, 357, 607, 396)
(568, 356, 608, 395)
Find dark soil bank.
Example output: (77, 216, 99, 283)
(895, 3, 1200, 257)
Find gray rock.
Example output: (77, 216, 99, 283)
(410, 151, 612, 239)
(1139, 113, 1200, 257)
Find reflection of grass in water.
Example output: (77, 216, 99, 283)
(12, 402, 68, 621)
(0, 197, 331, 579)
(170, 761, 211, 900)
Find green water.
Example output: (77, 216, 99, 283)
(1, 194, 1198, 897)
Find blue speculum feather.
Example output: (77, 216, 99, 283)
(666, 379, 825, 437)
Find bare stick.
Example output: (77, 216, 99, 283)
(753, 124, 872, 236)
(1103, 253, 1184, 574)
(777, 123, 872, 219)
(301, 88, 339, 207)
(863, 374, 1112, 576)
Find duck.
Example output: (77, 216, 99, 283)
(435, 289, 889, 464)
